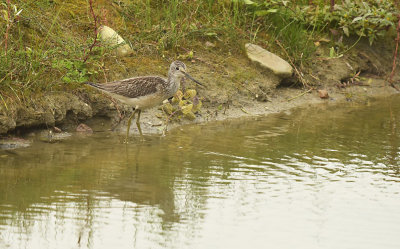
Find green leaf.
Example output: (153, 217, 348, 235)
(78, 76, 89, 83)
(184, 111, 196, 120)
(242, 0, 255, 5)
(343, 26, 349, 37)
(64, 61, 73, 70)
(184, 89, 197, 100)
(352, 16, 363, 23)
(369, 35, 375, 45)
(232, 0, 256, 5)
(255, 9, 278, 17)
(329, 47, 335, 58)
(1, 10, 9, 22)
(62, 76, 72, 83)
(163, 103, 174, 115)
(205, 32, 217, 37)
(181, 104, 193, 115)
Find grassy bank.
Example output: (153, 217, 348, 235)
(0, 0, 398, 105)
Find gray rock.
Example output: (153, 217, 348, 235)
(0, 92, 93, 135)
(0, 115, 16, 134)
(38, 130, 72, 143)
(0, 137, 31, 150)
(245, 43, 293, 78)
(99, 25, 133, 57)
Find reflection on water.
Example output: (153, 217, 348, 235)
(1, 96, 400, 249)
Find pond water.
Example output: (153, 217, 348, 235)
(1, 95, 400, 249)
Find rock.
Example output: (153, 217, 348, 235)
(76, 123, 93, 133)
(38, 130, 72, 143)
(245, 43, 293, 78)
(99, 25, 133, 57)
(205, 41, 216, 48)
(318, 89, 329, 99)
(0, 92, 93, 135)
(0, 115, 16, 134)
(0, 137, 31, 150)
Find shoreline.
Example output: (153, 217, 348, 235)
(133, 78, 398, 135)
(0, 42, 399, 138)
(0, 76, 398, 149)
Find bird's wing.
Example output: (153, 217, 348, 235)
(90, 76, 166, 99)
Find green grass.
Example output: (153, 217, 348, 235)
(0, 0, 397, 102)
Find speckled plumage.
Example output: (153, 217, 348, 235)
(86, 61, 193, 109)
(87, 76, 165, 99)
(85, 60, 202, 139)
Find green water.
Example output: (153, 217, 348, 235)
(1, 96, 400, 249)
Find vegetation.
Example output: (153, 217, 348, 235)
(0, 0, 398, 102)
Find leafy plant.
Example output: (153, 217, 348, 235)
(52, 59, 89, 84)
(162, 89, 202, 121)
(296, 0, 396, 45)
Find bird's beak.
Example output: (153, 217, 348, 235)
(182, 71, 204, 87)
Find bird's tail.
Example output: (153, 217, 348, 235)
(85, 81, 106, 90)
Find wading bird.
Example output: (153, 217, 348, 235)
(86, 61, 203, 140)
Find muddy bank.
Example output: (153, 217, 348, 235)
(0, 41, 399, 137)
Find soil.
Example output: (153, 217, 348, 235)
(0, 40, 399, 137)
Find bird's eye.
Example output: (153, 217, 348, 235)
(176, 67, 180, 70)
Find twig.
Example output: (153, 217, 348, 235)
(287, 88, 313, 102)
(240, 106, 252, 115)
(275, 39, 310, 88)
(388, 13, 400, 91)
(162, 108, 180, 135)
(0, 93, 8, 111)
(83, 0, 99, 63)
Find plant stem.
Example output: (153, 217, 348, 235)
(388, 13, 400, 91)
(83, 0, 99, 63)
(275, 39, 310, 88)
(4, 0, 11, 56)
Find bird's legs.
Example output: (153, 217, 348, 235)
(135, 109, 143, 136)
(125, 108, 143, 142)
(125, 109, 138, 141)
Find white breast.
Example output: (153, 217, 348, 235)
(108, 92, 166, 110)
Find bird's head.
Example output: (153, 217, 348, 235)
(169, 60, 204, 86)
(169, 61, 187, 79)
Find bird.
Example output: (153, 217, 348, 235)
(85, 60, 203, 140)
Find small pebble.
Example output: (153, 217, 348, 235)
(76, 123, 93, 133)
(318, 89, 329, 99)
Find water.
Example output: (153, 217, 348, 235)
(1, 96, 400, 249)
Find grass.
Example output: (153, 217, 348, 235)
(0, 1, 250, 97)
(0, 0, 397, 105)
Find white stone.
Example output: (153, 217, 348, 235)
(245, 43, 293, 78)
(98, 25, 133, 57)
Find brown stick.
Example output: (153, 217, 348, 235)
(330, 0, 335, 12)
(388, 13, 400, 91)
(275, 39, 310, 88)
(83, 0, 99, 63)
